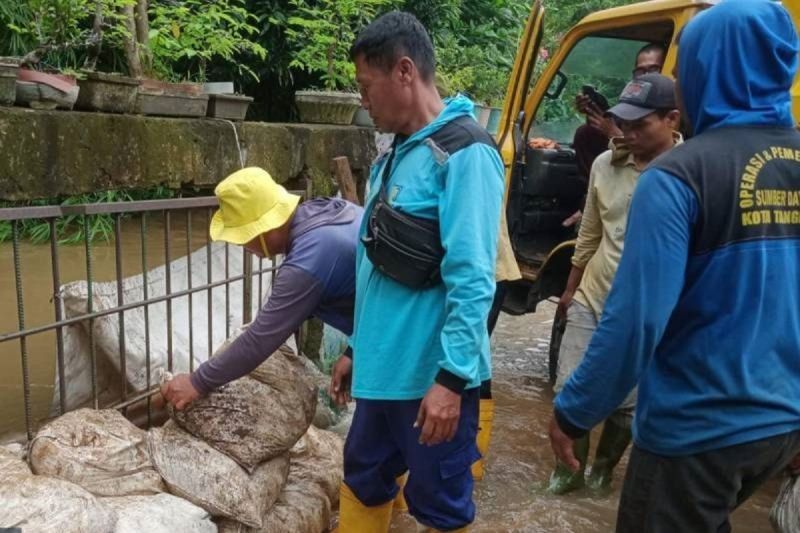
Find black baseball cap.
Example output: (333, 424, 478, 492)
(607, 73, 676, 121)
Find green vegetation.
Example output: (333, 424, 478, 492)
(147, 0, 266, 82)
(285, 0, 391, 91)
(0, 0, 640, 116)
(0, 187, 176, 245)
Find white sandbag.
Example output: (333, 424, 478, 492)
(29, 408, 165, 497)
(771, 475, 800, 533)
(148, 420, 289, 528)
(169, 339, 316, 471)
(104, 493, 217, 533)
(1, 442, 26, 462)
(54, 242, 287, 415)
(0, 447, 118, 533)
(218, 426, 344, 533)
(0, 445, 31, 478)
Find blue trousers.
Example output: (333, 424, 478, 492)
(343, 388, 480, 531)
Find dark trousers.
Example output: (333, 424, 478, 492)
(344, 389, 481, 531)
(616, 430, 800, 533)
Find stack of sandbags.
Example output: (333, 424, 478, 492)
(28, 408, 165, 496)
(1, 335, 342, 533)
(217, 426, 344, 533)
(13, 409, 217, 533)
(167, 343, 317, 472)
(0, 445, 118, 532)
(148, 420, 289, 528)
(151, 340, 341, 532)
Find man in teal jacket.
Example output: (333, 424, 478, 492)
(335, 11, 504, 533)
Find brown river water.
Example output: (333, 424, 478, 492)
(0, 214, 214, 440)
(0, 221, 780, 531)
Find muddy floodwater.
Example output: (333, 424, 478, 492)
(390, 302, 779, 532)
(0, 222, 781, 531)
(0, 214, 234, 439)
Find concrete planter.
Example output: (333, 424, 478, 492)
(0, 62, 18, 106)
(207, 93, 253, 120)
(75, 72, 140, 114)
(487, 107, 502, 135)
(352, 107, 374, 127)
(135, 92, 209, 118)
(474, 104, 491, 128)
(203, 81, 235, 95)
(15, 69, 79, 110)
(295, 90, 360, 125)
(136, 79, 208, 117)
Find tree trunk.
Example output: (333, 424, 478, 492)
(83, 1, 105, 71)
(134, 0, 152, 76)
(122, 3, 142, 78)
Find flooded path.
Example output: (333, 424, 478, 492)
(391, 301, 778, 532)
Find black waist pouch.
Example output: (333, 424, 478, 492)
(362, 198, 443, 288)
(361, 117, 497, 289)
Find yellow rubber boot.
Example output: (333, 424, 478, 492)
(336, 483, 393, 533)
(471, 399, 495, 481)
(393, 473, 408, 512)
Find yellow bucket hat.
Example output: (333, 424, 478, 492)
(209, 167, 301, 245)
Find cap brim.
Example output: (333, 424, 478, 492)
(607, 102, 656, 121)
(209, 193, 300, 245)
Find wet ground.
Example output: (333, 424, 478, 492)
(390, 301, 779, 532)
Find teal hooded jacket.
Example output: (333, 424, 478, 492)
(350, 95, 504, 400)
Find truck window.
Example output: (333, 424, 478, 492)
(533, 36, 656, 144)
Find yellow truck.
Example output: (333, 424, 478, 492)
(497, 0, 800, 312)
(494, 0, 800, 380)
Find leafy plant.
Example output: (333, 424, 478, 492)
(6, 0, 134, 70)
(0, 187, 176, 245)
(147, 0, 266, 82)
(285, 0, 392, 91)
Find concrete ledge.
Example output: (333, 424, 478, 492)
(0, 107, 376, 200)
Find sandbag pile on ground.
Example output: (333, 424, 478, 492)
(217, 426, 345, 533)
(29, 408, 165, 497)
(771, 474, 800, 533)
(0, 446, 118, 532)
(105, 493, 217, 533)
(2, 334, 341, 533)
(148, 420, 289, 528)
(168, 342, 316, 472)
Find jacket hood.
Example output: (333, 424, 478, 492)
(401, 94, 476, 148)
(289, 198, 358, 243)
(678, 0, 798, 134)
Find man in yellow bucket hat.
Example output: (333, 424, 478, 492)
(160, 166, 364, 409)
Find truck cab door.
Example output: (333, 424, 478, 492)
(498, 5, 680, 314)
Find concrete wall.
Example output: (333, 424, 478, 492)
(0, 107, 376, 200)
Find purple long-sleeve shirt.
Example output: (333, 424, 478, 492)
(191, 198, 363, 394)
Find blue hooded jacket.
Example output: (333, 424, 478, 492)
(555, 0, 800, 455)
(350, 95, 503, 399)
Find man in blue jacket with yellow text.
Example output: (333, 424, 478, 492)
(549, 1, 800, 531)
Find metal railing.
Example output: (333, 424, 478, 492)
(0, 189, 308, 441)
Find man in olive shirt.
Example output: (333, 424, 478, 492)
(550, 74, 681, 494)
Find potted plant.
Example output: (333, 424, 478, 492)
(286, 0, 389, 125)
(473, 65, 508, 135)
(16, 68, 80, 110)
(4, 0, 98, 110)
(132, 0, 264, 118)
(0, 58, 19, 106)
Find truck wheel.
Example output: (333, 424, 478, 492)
(549, 310, 566, 387)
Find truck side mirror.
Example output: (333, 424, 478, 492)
(545, 71, 568, 100)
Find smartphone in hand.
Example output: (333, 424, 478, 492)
(581, 85, 610, 112)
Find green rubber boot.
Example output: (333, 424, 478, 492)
(586, 417, 632, 491)
(547, 434, 589, 495)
